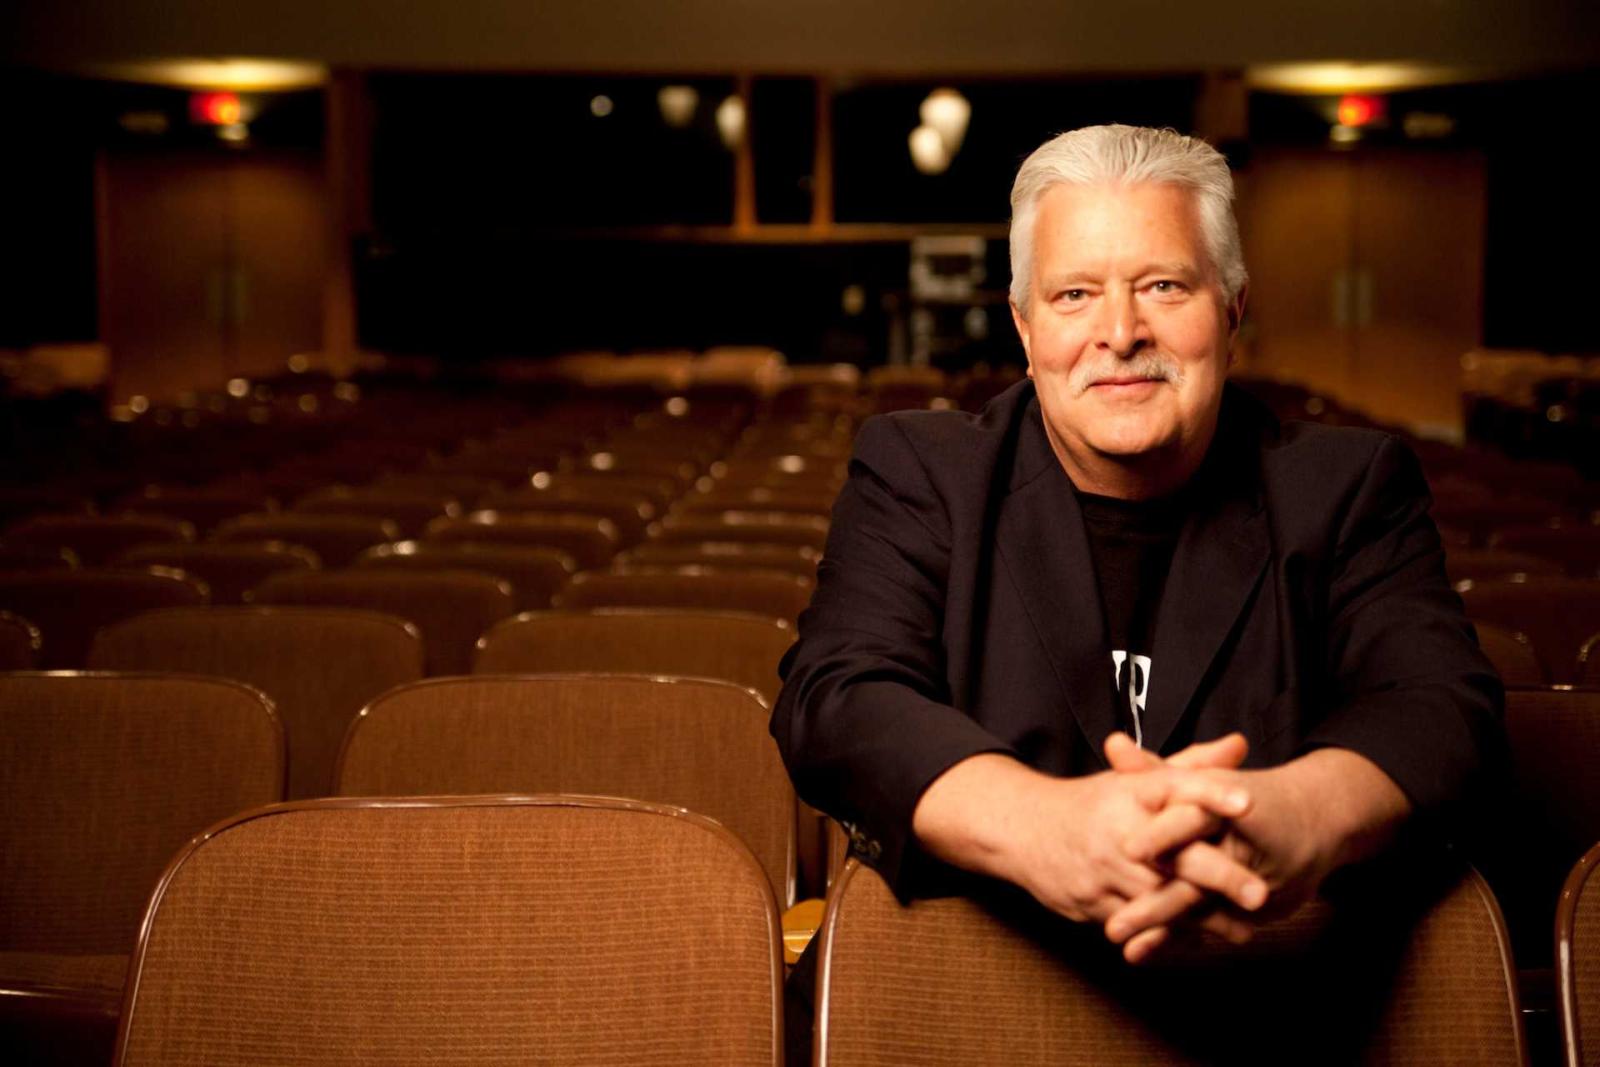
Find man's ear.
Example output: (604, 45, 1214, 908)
(1224, 283, 1248, 367)
(1227, 283, 1248, 337)
(1010, 299, 1034, 377)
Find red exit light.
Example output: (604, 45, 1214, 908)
(1336, 94, 1385, 128)
(190, 92, 243, 126)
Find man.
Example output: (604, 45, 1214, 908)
(773, 124, 1502, 1010)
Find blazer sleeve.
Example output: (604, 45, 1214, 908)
(1299, 434, 1506, 829)
(771, 415, 1016, 893)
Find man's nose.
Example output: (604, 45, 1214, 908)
(1095, 287, 1150, 358)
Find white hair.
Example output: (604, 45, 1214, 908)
(1008, 124, 1248, 317)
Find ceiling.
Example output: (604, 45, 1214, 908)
(6, 0, 1598, 78)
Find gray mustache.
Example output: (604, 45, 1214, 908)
(1070, 353, 1185, 396)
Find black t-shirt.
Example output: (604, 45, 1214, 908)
(1077, 489, 1186, 745)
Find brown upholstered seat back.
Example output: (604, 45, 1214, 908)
(0, 673, 283, 954)
(335, 674, 795, 905)
(474, 609, 794, 704)
(652, 510, 829, 551)
(425, 512, 620, 569)
(1444, 549, 1563, 587)
(251, 569, 514, 676)
(113, 797, 782, 1066)
(3, 514, 195, 566)
(1460, 577, 1600, 683)
(115, 542, 319, 605)
(213, 513, 399, 568)
(554, 567, 814, 623)
(1485, 687, 1600, 968)
(89, 608, 423, 800)
(616, 539, 821, 578)
(0, 569, 209, 669)
(816, 860, 1524, 1066)
(1473, 622, 1545, 686)
(0, 609, 41, 669)
(292, 486, 462, 539)
(357, 541, 575, 613)
(1558, 843, 1600, 1067)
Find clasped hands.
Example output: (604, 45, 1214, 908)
(912, 733, 1403, 965)
(995, 732, 1335, 965)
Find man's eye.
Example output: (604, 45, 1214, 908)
(1060, 289, 1087, 302)
(1150, 280, 1185, 295)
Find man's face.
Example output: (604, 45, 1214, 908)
(1011, 181, 1243, 490)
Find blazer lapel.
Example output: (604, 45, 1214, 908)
(1140, 456, 1270, 755)
(994, 404, 1120, 764)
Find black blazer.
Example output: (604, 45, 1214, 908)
(771, 380, 1504, 897)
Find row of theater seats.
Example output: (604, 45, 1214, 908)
(11, 669, 1600, 1065)
(3, 365, 1599, 1065)
(0, 382, 846, 682)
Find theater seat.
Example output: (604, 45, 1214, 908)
(1558, 843, 1600, 1067)
(0, 569, 209, 669)
(0, 610, 41, 669)
(251, 570, 514, 676)
(89, 607, 424, 799)
(335, 674, 795, 907)
(1459, 577, 1600, 683)
(553, 566, 813, 623)
(474, 608, 793, 703)
(0, 673, 282, 1065)
(815, 859, 1523, 1066)
(112, 798, 784, 1065)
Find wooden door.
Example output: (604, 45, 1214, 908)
(99, 151, 324, 404)
(1350, 149, 1486, 436)
(1237, 147, 1485, 437)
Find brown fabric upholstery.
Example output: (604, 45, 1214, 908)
(3, 514, 195, 566)
(538, 472, 679, 512)
(0, 488, 93, 528)
(554, 567, 814, 623)
(114, 542, 319, 604)
(1473, 622, 1545, 686)
(478, 487, 656, 544)
(374, 472, 501, 508)
(0, 542, 79, 570)
(1490, 525, 1600, 579)
(1445, 549, 1563, 587)
(214, 513, 400, 568)
(1461, 577, 1600, 683)
(251, 570, 514, 676)
(426, 512, 620, 569)
(653, 510, 830, 551)
(0, 609, 41, 670)
(114, 797, 782, 1067)
(0, 672, 283, 959)
(335, 675, 795, 905)
(1432, 498, 1571, 545)
(429, 446, 563, 483)
(1485, 688, 1600, 970)
(616, 540, 821, 577)
(674, 486, 839, 516)
(1558, 843, 1600, 1067)
(475, 608, 794, 704)
(816, 860, 1524, 1066)
(0, 569, 208, 669)
(358, 541, 575, 612)
(115, 486, 275, 534)
(89, 608, 423, 799)
(293, 487, 462, 539)
(567, 450, 700, 488)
